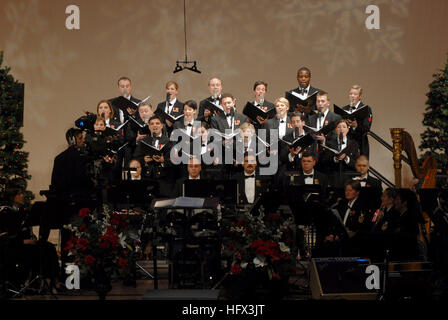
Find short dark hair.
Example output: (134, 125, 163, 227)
(384, 187, 397, 200)
(221, 93, 235, 101)
(117, 76, 131, 85)
(149, 115, 163, 124)
(253, 81, 268, 91)
(3, 185, 23, 206)
(290, 112, 304, 121)
(297, 67, 311, 77)
(184, 100, 198, 110)
(345, 180, 362, 192)
(66, 128, 83, 145)
(301, 152, 316, 160)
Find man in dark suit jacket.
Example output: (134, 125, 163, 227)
(279, 112, 317, 172)
(285, 152, 328, 190)
(352, 155, 382, 189)
(343, 87, 373, 158)
(51, 128, 93, 196)
(306, 91, 342, 160)
(198, 77, 223, 123)
(248, 81, 276, 130)
(234, 153, 271, 205)
(173, 157, 210, 197)
(287, 67, 321, 119)
(133, 115, 173, 196)
(210, 93, 247, 133)
(109, 76, 141, 123)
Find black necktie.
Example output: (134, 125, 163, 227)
(201, 144, 206, 147)
(245, 174, 255, 179)
(280, 120, 285, 123)
(304, 174, 313, 178)
(359, 178, 367, 182)
(187, 123, 192, 127)
(302, 90, 308, 95)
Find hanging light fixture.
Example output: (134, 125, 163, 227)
(173, 0, 201, 74)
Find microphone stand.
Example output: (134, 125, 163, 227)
(338, 133, 343, 187)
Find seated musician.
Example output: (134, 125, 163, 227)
(233, 153, 271, 205)
(173, 156, 209, 197)
(284, 152, 328, 191)
(352, 155, 382, 189)
(0, 186, 61, 294)
(125, 159, 146, 181)
(320, 180, 372, 256)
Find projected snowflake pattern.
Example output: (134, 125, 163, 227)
(273, 0, 410, 75)
(2, 0, 77, 127)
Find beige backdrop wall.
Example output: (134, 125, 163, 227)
(1, 0, 447, 201)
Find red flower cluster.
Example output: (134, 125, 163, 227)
(76, 238, 89, 251)
(110, 214, 128, 231)
(84, 255, 96, 265)
(265, 213, 280, 222)
(118, 257, 128, 269)
(78, 208, 90, 219)
(230, 264, 243, 275)
(99, 226, 120, 249)
(64, 236, 76, 251)
(250, 240, 290, 261)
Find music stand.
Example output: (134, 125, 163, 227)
(107, 180, 160, 210)
(183, 180, 238, 205)
(150, 197, 220, 289)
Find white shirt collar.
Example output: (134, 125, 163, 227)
(189, 175, 200, 180)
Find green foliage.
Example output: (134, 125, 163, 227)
(0, 51, 34, 206)
(420, 53, 448, 172)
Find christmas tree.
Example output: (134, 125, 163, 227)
(0, 51, 34, 206)
(420, 54, 448, 179)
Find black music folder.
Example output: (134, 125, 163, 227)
(303, 121, 338, 136)
(285, 90, 318, 114)
(279, 133, 316, 150)
(242, 101, 276, 121)
(333, 104, 370, 122)
(109, 95, 149, 111)
(203, 99, 224, 114)
(140, 139, 168, 157)
(155, 108, 184, 123)
(128, 116, 151, 135)
(321, 141, 358, 156)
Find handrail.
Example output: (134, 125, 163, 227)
(369, 165, 395, 189)
(366, 131, 411, 166)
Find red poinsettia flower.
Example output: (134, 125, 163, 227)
(78, 208, 90, 219)
(118, 257, 128, 269)
(76, 238, 89, 251)
(84, 255, 96, 265)
(272, 272, 280, 279)
(230, 264, 243, 275)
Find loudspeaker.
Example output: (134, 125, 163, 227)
(310, 257, 378, 300)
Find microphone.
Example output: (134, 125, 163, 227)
(259, 94, 265, 106)
(166, 92, 171, 102)
(101, 113, 105, 119)
(295, 126, 300, 138)
(143, 114, 149, 124)
(213, 89, 219, 100)
(338, 132, 343, 151)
